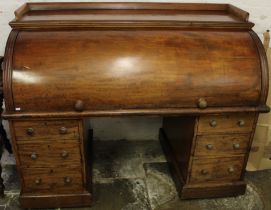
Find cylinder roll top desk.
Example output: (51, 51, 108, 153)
(1, 2, 269, 209)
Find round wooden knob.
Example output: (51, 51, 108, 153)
(238, 120, 245, 127)
(26, 127, 34, 136)
(31, 152, 38, 160)
(35, 178, 42, 185)
(197, 98, 207, 109)
(201, 169, 209, 175)
(59, 127, 67, 134)
(64, 177, 72, 184)
(61, 151, 69, 159)
(209, 120, 217, 127)
(233, 143, 240, 150)
(74, 100, 84, 112)
(206, 144, 214, 150)
(228, 167, 235, 173)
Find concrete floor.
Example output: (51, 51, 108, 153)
(0, 140, 271, 210)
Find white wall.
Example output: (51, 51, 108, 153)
(0, 0, 270, 141)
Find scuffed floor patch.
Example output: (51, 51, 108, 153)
(143, 162, 177, 209)
(90, 178, 150, 210)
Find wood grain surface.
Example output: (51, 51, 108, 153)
(194, 134, 251, 156)
(9, 3, 253, 30)
(22, 166, 83, 194)
(190, 156, 244, 183)
(197, 113, 255, 134)
(2, 2, 269, 206)
(11, 30, 261, 113)
(14, 120, 79, 141)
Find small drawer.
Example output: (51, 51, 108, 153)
(13, 120, 79, 141)
(194, 134, 250, 156)
(22, 167, 83, 194)
(197, 113, 255, 134)
(189, 156, 244, 184)
(17, 141, 82, 168)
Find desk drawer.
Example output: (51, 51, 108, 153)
(13, 120, 79, 141)
(197, 114, 255, 134)
(194, 134, 250, 156)
(189, 156, 244, 184)
(22, 167, 83, 194)
(17, 141, 82, 168)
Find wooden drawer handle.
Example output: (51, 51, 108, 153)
(209, 120, 217, 127)
(35, 178, 42, 185)
(30, 152, 38, 160)
(61, 151, 69, 159)
(201, 169, 209, 175)
(59, 127, 67, 134)
(238, 120, 245, 127)
(228, 167, 235, 174)
(26, 127, 34, 136)
(206, 144, 214, 150)
(74, 100, 84, 112)
(197, 98, 207, 109)
(233, 143, 240, 150)
(64, 177, 72, 184)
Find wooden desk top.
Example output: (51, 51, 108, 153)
(10, 3, 253, 29)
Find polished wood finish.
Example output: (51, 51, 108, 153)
(13, 120, 79, 141)
(194, 134, 250, 156)
(2, 105, 270, 119)
(20, 192, 92, 209)
(2, 3, 269, 207)
(9, 119, 91, 208)
(162, 113, 258, 199)
(17, 142, 82, 167)
(249, 31, 269, 105)
(197, 113, 255, 134)
(190, 156, 244, 183)
(163, 117, 197, 183)
(9, 30, 261, 113)
(22, 167, 83, 194)
(10, 3, 254, 30)
(3, 30, 18, 112)
(181, 181, 246, 199)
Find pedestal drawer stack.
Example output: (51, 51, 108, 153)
(9, 119, 91, 208)
(161, 113, 258, 199)
(190, 113, 256, 184)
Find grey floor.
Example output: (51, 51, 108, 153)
(0, 140, 271, 210)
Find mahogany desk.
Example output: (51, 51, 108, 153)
(2, 2, 269, 209)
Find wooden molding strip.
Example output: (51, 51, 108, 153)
(227, 4, 249, 21)
(10, 3, 253, 30)
(14, 3, 29, 20)
(9, 21, 254, 30)
(3, 30, 19, 112)
(2, 105, 270, 119)
(26, 2, 228, 12)
(249, 31, 269, 106)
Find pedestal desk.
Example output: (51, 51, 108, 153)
(2, 2, 269, 209)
